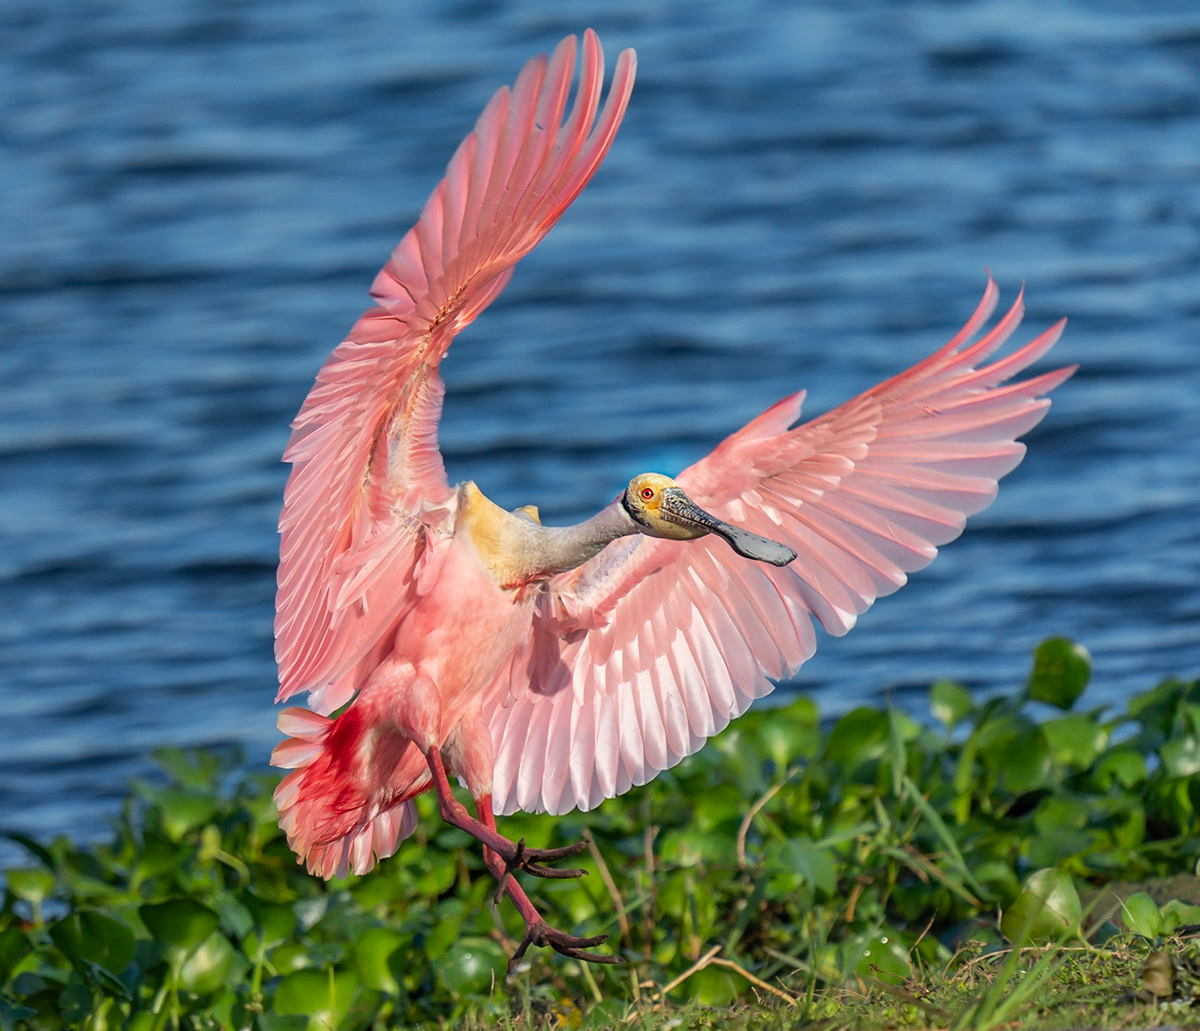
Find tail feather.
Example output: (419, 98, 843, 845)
(271, 705, 430, 878)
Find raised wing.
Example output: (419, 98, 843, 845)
(487, 280, 1075, 815)
(276, 31, 637, 711)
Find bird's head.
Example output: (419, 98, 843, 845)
(621, 473, 796, 567)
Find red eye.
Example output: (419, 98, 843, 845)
(641, 487, 655, 500)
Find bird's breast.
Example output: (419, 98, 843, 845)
(389, 530, 534, 711)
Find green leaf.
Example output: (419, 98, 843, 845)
(354, 928, 404, 995)
(0, 997, 37, 1024)
(141, 787, 218, 843)
(1091, 748, 1148, 790)
(755, 697, 820, 768)
(48, 911, 135, 981)
(685, 966, 740, 1006)
(1161, 733, 1200, 778)
(973, 715, 1052, 795)
(433, 938, 505, 997)
(5, 869, 54, 907)
(0, 927, 30, 985)
(151, 746, 234, 790)
(178, 930, 240, 995)
(1160, 899, 1200, 934)
(1001, 869, 1081, 944)
(849, 930, 912, 986)
(139, 899, 220, 967)
(1121, 892, 1162, 938)
(1042, 714, 1107, 768)
(824, 708, 891, 771)
(274, 968, 358, 1029)
(1028, 637, 1091, 709)
(765, 839, 837, 896)
(930, 680, 973, 730)
(241, 893, 296, 949)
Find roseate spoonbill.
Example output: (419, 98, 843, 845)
(272, 29, 1073, 970)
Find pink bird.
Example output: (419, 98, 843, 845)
(272, 30, 1073, 970)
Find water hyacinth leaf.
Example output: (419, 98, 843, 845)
(765, 839, 837, 896)
(1001, 869, 1081, 944)
(4, 869, 54, 908)
(433, 939, 505, 996)
(0, 998, 37, 1024)
(1032, 795, 1090, 835)
(178, 930, 241, 995)
(1161, 732, 1200, 778)
(1042, 714, 1107, 768)
(1126, 677, 1194, 734)
(139, 787, 218, 843)
(659, 828, 709, 868)
(930, 680, 973, 730)
(266, 943, 311, 977)
(57, 976, 92, 1025)
(693, 783, 748, 832)
(274, 968, 359, 1029)
(48, 911, 135, 980)
(1027, 828, 1096, 869)
(850, 931, 912, 986)
(1028, 637, 1091, 709)
(255, 1015, 309, 1031)
(139, 899, 220, 966)
(0, 927, 30, 985)
(974, 716, 1052, 795)
(241, 893, 297, 949)
(972, 860, 1021, 903)
(755, 697, 820, 768)
(412, 848, 457, 896)
(686, 966, 740, 1006)
(212, 892, 254, 941)
(1092, 749, 1148, 790)
(354, 928, 404, 994)
(824, 708, 891, 771)
(1160, 899, 1200, 934)
(1122, 892, 1163, 939)
(423, 902, 467, 962)
(133, 832, 186, 880)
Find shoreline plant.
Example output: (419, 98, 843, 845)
(2, 637, 1198, 1029)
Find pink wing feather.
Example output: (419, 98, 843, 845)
(487, 280, 1075, 816)
(276, 32, 637, 711)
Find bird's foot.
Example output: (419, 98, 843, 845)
(490, 837, 588, 908)
(505, 836, 588, 878)
(506, 919, 617, 978)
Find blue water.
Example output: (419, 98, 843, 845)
(2, 0, 1198, 861)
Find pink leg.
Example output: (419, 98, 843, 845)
(472, 793, 617, 974)
(423, 747, 587, 878)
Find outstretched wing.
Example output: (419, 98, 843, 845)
(487, 280, 1075, 815)
(276, 31, 637, 712)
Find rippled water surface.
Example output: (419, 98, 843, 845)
(2, 0, 1198, 858)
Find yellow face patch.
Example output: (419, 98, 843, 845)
(626, 473, 675, 515)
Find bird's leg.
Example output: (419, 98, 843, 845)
(472, 794, 618, 976)
(423, 748, 587, 877)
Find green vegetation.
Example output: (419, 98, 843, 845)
(3, 637, 1200, 1029)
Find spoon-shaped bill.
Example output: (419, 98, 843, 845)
(660, 488, 796, 567)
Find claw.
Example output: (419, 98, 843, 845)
(500, 836, 587, 881)
(506, 919, 619, 978)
